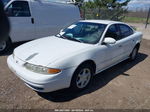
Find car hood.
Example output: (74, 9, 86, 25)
(14, 36, 91, 66)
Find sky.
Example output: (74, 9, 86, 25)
(85, 0, 150, 11)
(127, 0, 150, 11)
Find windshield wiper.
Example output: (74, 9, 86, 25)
(56, 34, 83, 43)
(55, 34, 65, 38)
(66, 37, 83, 43)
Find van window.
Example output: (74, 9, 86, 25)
(6, 1, 31, 17)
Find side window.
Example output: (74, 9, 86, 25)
(118, 24, 133, 38)
(6, 1, 31, 17)
(105, 25, 120, 41)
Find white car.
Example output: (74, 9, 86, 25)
(7, 20, 143, 92)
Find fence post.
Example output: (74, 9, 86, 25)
(145, 7, 150, 29)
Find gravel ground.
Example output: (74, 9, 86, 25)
(0, 24, 150, 110)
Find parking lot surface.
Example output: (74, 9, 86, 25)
(0, 25, 150, 109)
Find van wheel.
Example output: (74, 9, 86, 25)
(130, 46, 138, 61)
(70, 64, 93, 91)
(0, 38, 12, 54)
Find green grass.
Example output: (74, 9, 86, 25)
(123, 16, 150, 23)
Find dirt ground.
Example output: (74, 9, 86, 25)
(0, 23, 150, 110)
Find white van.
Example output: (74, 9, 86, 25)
(0, 0, 80, 53)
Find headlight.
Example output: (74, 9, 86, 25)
(24, 63, 61, 74)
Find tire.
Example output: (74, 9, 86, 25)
(130, 46, 138, 61)
(70, 63, 94, 92)
(0, 38, 12, 54)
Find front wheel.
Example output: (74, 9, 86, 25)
(70, 64, 94, 91)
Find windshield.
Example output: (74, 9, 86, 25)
(58, 22, 107, 44)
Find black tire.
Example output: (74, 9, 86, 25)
(70, 63, 94, 92)
(130, 46, 139, 61)
(0, 38, 12, 54)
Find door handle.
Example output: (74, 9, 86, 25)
(31, 18, 34, 24)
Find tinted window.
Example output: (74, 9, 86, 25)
(105, 25, 121, 41)
(6, 1, 31, 17)
(118, 24, 133, 38)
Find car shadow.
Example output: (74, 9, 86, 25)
(0, 41, 28, 56)
(37, 52, 148, 102)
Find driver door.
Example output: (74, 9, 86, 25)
(97, 24, 124, 71)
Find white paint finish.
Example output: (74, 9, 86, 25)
(7, 55, 76, 92)
(7, 21, 143, 92)
(5, 0, 80, 42)
(14, 36, 92, 66)
(9, 17, 36, 42)
(103, 37, 116, 44)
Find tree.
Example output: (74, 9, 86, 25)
(83, 0, 130, 21)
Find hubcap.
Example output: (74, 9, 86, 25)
(76, 68, 91, 89)
(0, 41, 6, 51)
(132, 48, 137, 59)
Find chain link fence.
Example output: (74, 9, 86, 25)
(81, 7, 150, 28)
(82, 8, 126, 21)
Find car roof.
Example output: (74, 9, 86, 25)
(79, 20, 123, 25)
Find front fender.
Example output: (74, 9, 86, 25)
(47, 46, 98, 70)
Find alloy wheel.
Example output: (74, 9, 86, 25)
(76, 68, 91, 89)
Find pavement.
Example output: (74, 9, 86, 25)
(0, 23, 150, 110)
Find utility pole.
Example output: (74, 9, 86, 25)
(145, 7, 150, 29)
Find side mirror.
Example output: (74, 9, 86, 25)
(103, 37, 116, 44)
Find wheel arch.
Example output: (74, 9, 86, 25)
(135, 43, 140, 50)
(74, 59, 96, 74)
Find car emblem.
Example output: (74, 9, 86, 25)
(25, 53, 39, 61)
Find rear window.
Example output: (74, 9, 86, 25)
(118, 24, 134, 38)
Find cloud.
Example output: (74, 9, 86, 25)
(129, 0, 150, 4)
(127, 0, 150, 11)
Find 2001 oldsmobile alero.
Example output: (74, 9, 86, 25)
(7, 20, 143, 92)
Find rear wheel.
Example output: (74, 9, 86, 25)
(0, 38, 12, 54)
(130, 46, 138, 61)
(70, 64, 94, 91)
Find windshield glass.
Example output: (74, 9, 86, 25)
(59, 22, 107, 44)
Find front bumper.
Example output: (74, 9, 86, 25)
(7, 55, 76, 92)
